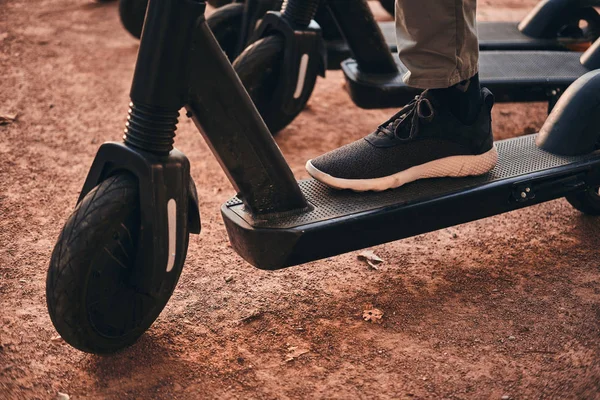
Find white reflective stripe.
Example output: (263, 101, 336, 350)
(293, 54, 309, 99)
(166, 199, 177, 272)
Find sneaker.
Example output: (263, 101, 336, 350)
(305, 88, 498, 192)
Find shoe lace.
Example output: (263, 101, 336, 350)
(376, 91, 435, 140)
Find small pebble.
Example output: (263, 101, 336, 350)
(501, 396, 510, 400)
(225, 276, 234, 283)
(508, 336, 516, 341)
(56, 392, 70, 400)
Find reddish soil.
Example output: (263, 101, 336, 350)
(1, 0, 599, 399)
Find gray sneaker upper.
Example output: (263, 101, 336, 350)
(310, 88, 494, 180)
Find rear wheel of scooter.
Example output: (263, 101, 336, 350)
(233, 35, 318, 134)
(207, 3, 244, 61)
(119, 0, 148, 39)
(207, 0, 234, 8)
(378, 0, 395, 17)
(119, 0, 244, 60)
(46, 174, 188, 354)
(566, 187, 600, 215)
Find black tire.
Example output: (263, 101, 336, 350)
(378, 0, 395, 17)
(46, 174, 188, 354)
(207, 0, 234, 8)
(233, 35, 318, 134)
(576, 7, 600, 43)
(118, 0, 244, 60)
(119, 0, 148, 39)
(566, 186, 600, 215)
(207, 3, 244, 61)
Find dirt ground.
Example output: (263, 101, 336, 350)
(1, 0, 599, 399)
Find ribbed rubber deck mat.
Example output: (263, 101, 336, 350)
(479, 22, 529, 44)
(328, 21, 565, 69)
(343, 51, 587, 86)
(378, 21, 562, 50)
(479, 51, 588, 82)
(379, 21, 395, 46)
(226, 135, 598, 229)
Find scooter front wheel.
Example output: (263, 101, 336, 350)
(46, 174, 188, 354)
(566, 186, 600, 215)
(233, 35, 318, 134)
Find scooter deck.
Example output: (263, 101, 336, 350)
(326, 21, 572, 69)
(341, 51, 589, 108)
(222, 134, 600, 270)
(380, 21, 571, 51)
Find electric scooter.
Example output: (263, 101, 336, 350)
(119, 0, 600, 134)
(119, 0, 600, 64)
(226, 0, 600, 134)
(46, 0, 600, 354)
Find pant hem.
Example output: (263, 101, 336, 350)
(403, 67, 479, 89)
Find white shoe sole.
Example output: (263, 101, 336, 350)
(305, 145, 499, 192)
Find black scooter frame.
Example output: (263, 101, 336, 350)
(82, 0, 600, 277)
(80, 0, 307, 293)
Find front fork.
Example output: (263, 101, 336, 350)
(79, 0, 306, 295)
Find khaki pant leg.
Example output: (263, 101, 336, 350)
(395, 0, 479, 88)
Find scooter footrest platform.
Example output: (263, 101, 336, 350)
(328, 21, 566, 69)
(379, 21, 567, 51)
(477, 21, 567, 51)
(342, 51, 589, 108)
(221, 135, 600, 270)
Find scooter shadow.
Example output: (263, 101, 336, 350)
(84, 332, 196, 392)
(566, 213, 600, 246)
(38, 0, 117, 18)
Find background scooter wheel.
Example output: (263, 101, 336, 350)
(119, 0, 147, 39)
(233, 35, 318, 134)
(207, 3, 244, 61)
(118, 0, 244, 61)
(378, 0, 394, 17)
(46, 174, 189, 354)
(566, 187, 600, 215)
(207, 0, 234, 8)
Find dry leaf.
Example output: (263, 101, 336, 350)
(285, 346, 309, 362)
(357, 250, 384, 270)
(239, 310, 262, 323)
(363, 306, 383, 323)
(0, 113, 17, 125)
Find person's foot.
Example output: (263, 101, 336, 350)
(306, 87, 498, 192)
